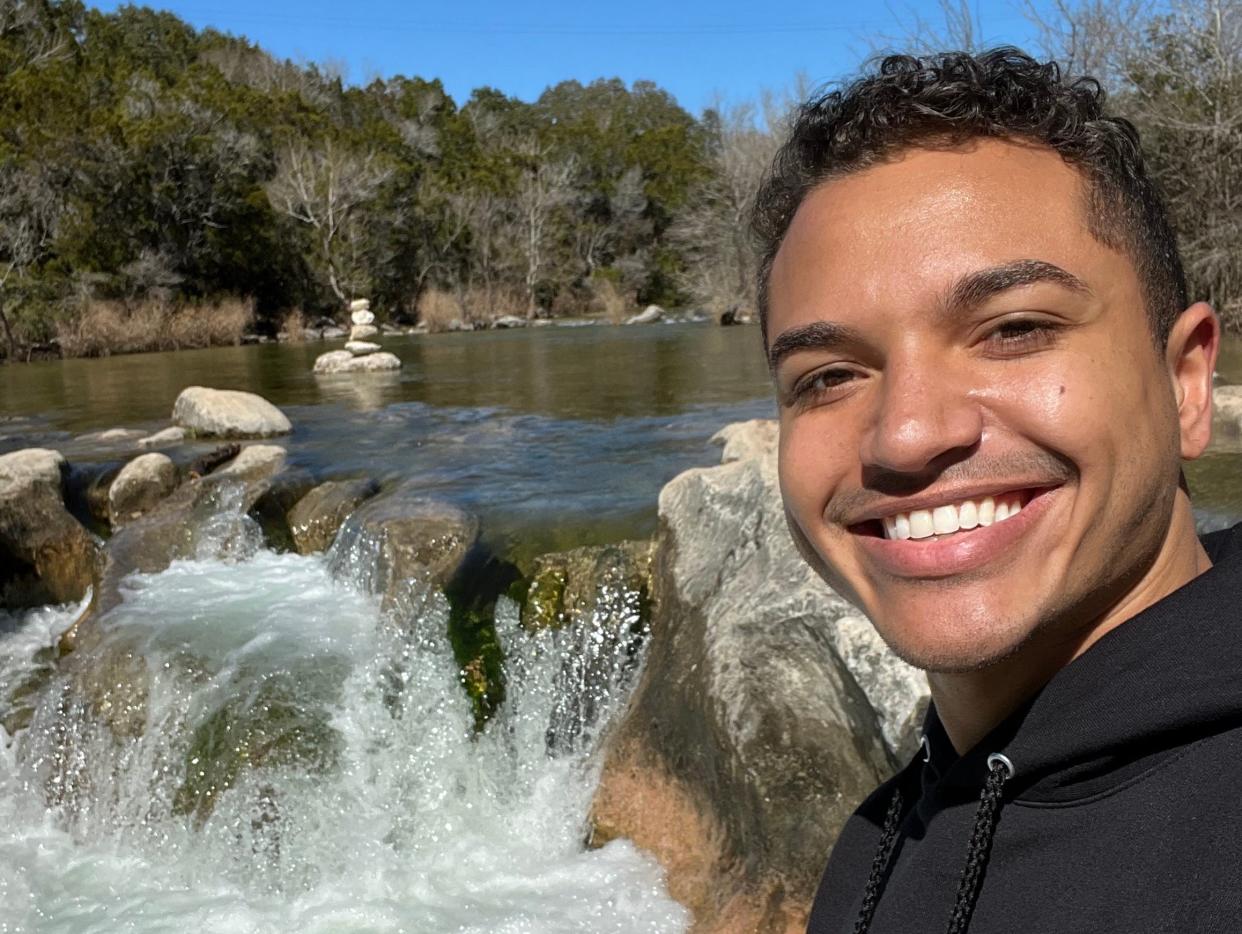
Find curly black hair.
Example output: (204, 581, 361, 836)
(752, 47, 1187, 346)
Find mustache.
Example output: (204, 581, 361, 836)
(824, 450, 1076, 523)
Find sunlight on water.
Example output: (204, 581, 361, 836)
(0, 540, 687, 933)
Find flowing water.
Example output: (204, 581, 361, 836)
(0, 492, 687, 933)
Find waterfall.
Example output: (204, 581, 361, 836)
(0, 502, 687, 933)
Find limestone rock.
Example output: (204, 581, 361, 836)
(77, 427, 144, 445)
(492, 315, 526, 329)
(624, 304, 664, 325)
(172, 386, 292, 438)
(215, 444, 287, 485)
(288, 478, 380, 554)
(313, 350, 401, 373)
(349, 324, 379, 341)
(321, 325, 347, 340)
(351, 309, 375, 326)
(138, 426, 187, 448)
(349, 298, 371, 313)
(328, 487, 479, 612)
(0, 448, 99, 608)
(522, 540, 652, 632)
(345, 340, 381, 356)
(109, 453, 178, 524)
(590, 418, 927, 932)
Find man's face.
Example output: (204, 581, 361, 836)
(769, 139, 1188, 672)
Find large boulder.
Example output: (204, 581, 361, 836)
(172, 386, 292, 438)
(0, 449, 99, 608)
(108, 452, 179, 524)
(590, 419, 927, 934)
(288, 478, 380, 554)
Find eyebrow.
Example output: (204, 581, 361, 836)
(766, 259, 1092, 372)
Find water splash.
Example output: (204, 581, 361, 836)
(0, 541, 687, 932)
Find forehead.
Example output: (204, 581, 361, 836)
(767, 139, 1110, 330)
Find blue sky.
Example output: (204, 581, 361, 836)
(91, 0, 1054, 115)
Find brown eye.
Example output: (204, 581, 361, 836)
(788, 367, 856, 408)
(985, 319, 1060, 355)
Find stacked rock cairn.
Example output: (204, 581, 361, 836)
(312, 298, 402, 373)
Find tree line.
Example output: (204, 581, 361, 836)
(0, 0, 1240, 360)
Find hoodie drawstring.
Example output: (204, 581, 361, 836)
(853, 752, 1014, 934)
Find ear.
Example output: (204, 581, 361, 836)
(1165, 302, 1220, 460)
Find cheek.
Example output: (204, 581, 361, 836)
(778, 413, 852, 519)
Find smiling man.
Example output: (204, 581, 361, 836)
(753, 48, 1242, 933)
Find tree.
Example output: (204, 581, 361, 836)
(266, 140, 392, 303)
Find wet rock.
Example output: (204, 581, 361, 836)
(492, 315, 527, 329)
(76, 427, 144, 445)
(344, 340, 381, 356)
(288, 478, 380, 554)
(590, 419, 927, 933)
(349, 324, 379, 341)
(215, 444, 287, 485)
(0, 449, 99, 608)
(137, 426, 187, 448)
(109, 452, 179, 524)
(188, 443, 241, 478)
(624, 304, 664, 325)
(172, 386, 292, 438)
(329, 488, 480, 610)
(247, 468, 318, 552)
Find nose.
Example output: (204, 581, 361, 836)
(859, 354, 984, 476)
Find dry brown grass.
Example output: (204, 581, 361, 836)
(57, 297, 254, 357)
(417, 286, 528, 332)
(279, 308, 307, 342)
(588, 277, 632, 324)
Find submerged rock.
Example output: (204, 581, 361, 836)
(288, 478, 380, 554)
(492, 315, 526, 329)
(172, 386, 292, 438)
(137, 426, 187, 449)
(109, 452, 179, 524)
(312, 350, 402, 373)
(590, 419, 927, 933)
(0, 448, 99, 608)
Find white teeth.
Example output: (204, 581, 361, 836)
(932, 505, 959, 535)
(877, 493, 1025, 539)
(978, 497, 995, 526)
(909, 509, 935, 539)
(958, 500, 979, 529)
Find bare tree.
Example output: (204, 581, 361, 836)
(0, 164, 61, 358)
(511, 136, 578, 317)
(266, 140, 392, 302)
(669, 102, 781, 317)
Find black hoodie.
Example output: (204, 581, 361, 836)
(806, 523, 1242, 934)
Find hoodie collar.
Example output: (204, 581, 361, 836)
(919, 523, 1242, 804)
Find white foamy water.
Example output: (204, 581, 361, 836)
(0, 537, 687, 933)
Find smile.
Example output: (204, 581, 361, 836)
(880, 493, 1028, 541)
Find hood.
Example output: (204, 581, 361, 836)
(918, 522, 1242, 805)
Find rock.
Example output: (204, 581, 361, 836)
(349, 324, 379, 341)
(492, 315, 527, 329)
(246, 469, 318, 553)
(0, 449, 99, 608)
(321, 325, 347, 340)
(718, 305, 753, 326)
(137, 426, 187, 448)
(172, 386, 292, 439)
(349, 298, 371, 313)
(519, 541, 654, 752)
(351, 309, 375, 326)
(589, 419, 926, 933)
(624, 304, 664, 325)
(328, 487, 480, 613)
(288, 478, 380, 554)
(76, 427, 144, 445)
(108, 453, 178, 524)
(381, 324, 403, 336)
(215, 444, 287, 485)
(345, 340, 381, 356)
(313, 350, 401, 374)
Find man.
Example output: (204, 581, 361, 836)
(753, 48, 1241, 933)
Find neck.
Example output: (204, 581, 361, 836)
(928, 490, 1212, 755)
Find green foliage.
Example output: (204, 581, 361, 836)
(0, 3, 719, 356)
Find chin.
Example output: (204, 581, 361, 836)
(868, 599, 1041, 674)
